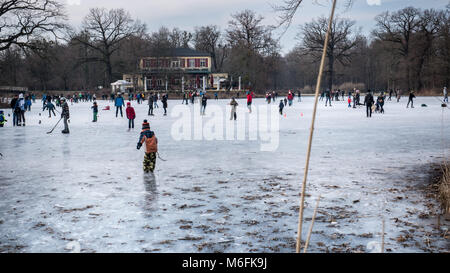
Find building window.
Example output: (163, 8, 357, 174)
(200, 59, 206, 67)
(144, 60, 150, 68)
(157, 79, 163, 86)
(189, 59, 195, 68)
(172, 60, 180, 68)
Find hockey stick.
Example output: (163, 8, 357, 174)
(157, 152, 167, 162)
(47, 117, 63, 134)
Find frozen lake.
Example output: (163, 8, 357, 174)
(0, 96, 449, 253)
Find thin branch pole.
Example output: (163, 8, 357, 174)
(381, 218, 385, 253)
(296, 0, 338, 253)
(303, 195, 321, 253)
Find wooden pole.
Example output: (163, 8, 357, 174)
(303, 195, 321, 253)
(296, 0, 338, 253)
(381, 218, 385, 253)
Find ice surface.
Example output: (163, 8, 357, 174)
(0, 96, 449, 253)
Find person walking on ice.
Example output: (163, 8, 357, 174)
(444, 87, 448, 103)
(137, 120, 158, 173)
(247, 91, 254, 113)
(61, 97, 70, 134)
(126, 102, 136, 130)
(279, 100, 285, 115)
(201, 94, 208, 115)
(162, 94, 168, 116)
(115, 93, 125, 117)
(92, 101, 98, 122)
(406, 90, 416, 108)
(364, 90, 374, 118)
(230, 98, 238, 120)
(148, 93, 154, 116)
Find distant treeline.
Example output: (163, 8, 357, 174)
(0, 1, 448, 94)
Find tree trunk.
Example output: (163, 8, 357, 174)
(327, 54, 334, 91)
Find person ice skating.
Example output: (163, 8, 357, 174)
(364, 90, 374, 118)
(162, 93, 168, 116)
(279, 100, 285, 115)
(137, 120, 158, 173)
(154, 93, 159, 108)
(201, 95, 208, 115)
(25, 96, 32, 111)
(214, 92, 218, 100)
(0, 110, 7, 127)
(287, 91, 294, 106)
(377, 93, 385, 114)
(406, 90, 416, 108)
(247, 91, 254, 113)
(348, 96, 352, 108)
(115, 93, 125, 117)
(16, 93, 26, 126)
(444, 87, 448, 103)
(397, 89, 401, 102)
(325, 89, 331, 107)
(388, 89, 393, 101)
(43, 101, 56, 118)
(230, 98, 238, 120)
(10, 95, 18, 126)
(61, 97, 70, 134)
(298, 90, 302, 102)
(126, 102, 136, 130)
(92, 102, 98, 122)
(148, 93, 154, 116)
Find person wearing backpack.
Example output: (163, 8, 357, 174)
(137, 120, 158, 173)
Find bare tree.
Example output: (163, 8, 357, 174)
(300, 16, 359, 91)
(0, 0, 66, 51)
(273, 0, 353, 32)
(226, 9, 275, 53)
(193, 25, 221, 71)
(170, 28, 192, 48)
(373, 7, 421, 90)
(70, 8, 146, 85)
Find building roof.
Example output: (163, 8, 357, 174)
(149, 48, 211, 58)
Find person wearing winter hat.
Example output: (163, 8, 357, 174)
(60, 97, 70, 134)
(126, 102, 136, 130)
(137, 120, 158, 173)
(16, 93, 26, 126)
(91, 101, 98, 122)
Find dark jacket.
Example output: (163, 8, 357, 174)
(364, 94, 374, 106)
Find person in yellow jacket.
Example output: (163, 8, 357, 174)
(0, 110, 7, 127)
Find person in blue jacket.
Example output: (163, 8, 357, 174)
(115, 93, 125, 117)
(25, 95, 32, 111)
(43, 101, 56, 118)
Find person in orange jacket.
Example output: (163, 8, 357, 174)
(137, 120, 158, 173)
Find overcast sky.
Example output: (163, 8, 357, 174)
(62, 0, 449, 54)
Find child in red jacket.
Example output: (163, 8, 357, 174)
(126, 102, 136, 130)
(348, 96, 352, 108)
